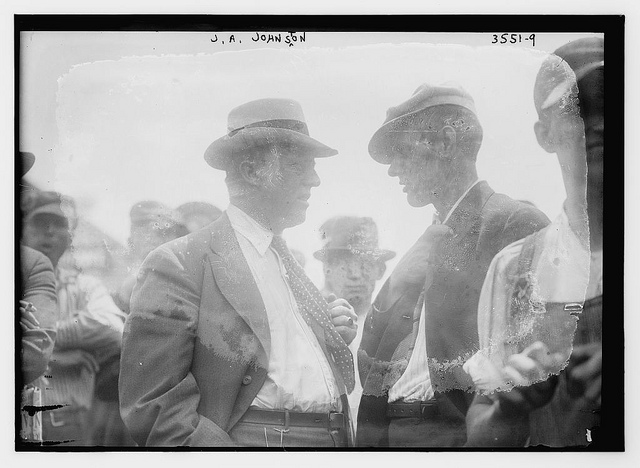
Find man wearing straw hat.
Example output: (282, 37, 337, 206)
(120, 98, 358, 447)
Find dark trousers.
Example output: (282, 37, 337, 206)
(388, 417, 466, 447)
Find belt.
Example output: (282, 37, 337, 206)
(241, 408, 346, 430)
(387, 400, 440, 419)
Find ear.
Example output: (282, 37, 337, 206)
(375, 262, 386, 280)
(439, 125, 457, 159)
(534, 119, 556, 154)
(238, 160, 262, 186)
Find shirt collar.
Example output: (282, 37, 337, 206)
(437, 179, 481, 225)
(227, 204, 274, 256)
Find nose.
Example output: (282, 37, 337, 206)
(306, 167, 321, 188)
(387, 158, 402, 178)
(346, 262, 362, 279)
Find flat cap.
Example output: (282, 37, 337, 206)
(369, 82, 477, 163)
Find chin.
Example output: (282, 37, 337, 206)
(407, 195, 430, 208)
(282, 209, 307, 229)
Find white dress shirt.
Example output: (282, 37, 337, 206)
(388, 180, 481, 403)
(227, 204, 341, 412)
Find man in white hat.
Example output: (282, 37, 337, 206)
(464, 37, 605, 447)
(357, 83, 550, 447)
(120, 98, 358, 447)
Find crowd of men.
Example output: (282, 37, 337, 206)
(18, 37, 604, 448)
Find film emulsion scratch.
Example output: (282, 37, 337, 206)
(16, 25, 612, 450)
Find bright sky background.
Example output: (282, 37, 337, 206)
(20, 31, 601, 286)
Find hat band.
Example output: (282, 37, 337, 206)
(228, 119, 309, 137)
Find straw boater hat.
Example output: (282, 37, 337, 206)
(368, 82, 478, 164)
(313, 216, 396, 262)
(204, 98, 337, 170)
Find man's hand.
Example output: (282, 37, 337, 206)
(566, 343, 602, 405)
(19, 300, 41, 332)
(326, 293, 358, 345)
(387, 224, 453, 299)
(50, 349, 100, 374)
(497, 342, 566, 418)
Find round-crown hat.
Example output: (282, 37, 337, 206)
(368, 82, 477, 164)
(313, 216, 395, 262)
(204, 98, 338, 170)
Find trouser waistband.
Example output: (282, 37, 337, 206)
(241, 407, 346, 430)
(387, 400, 440, 419)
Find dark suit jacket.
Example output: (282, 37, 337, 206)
(356, 181, 550, 446)
(20, 246, 58, 385)
(119, 213, 348, 447)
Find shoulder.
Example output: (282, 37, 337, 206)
(482, 193, 549, 234)
(21, 246, 53, 277)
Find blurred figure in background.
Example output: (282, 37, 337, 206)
(19, 152, 59, 443)
(315, 216, 395, 428)
(91, 200, 185, 446)
(21, 191, 125, 446)
(113, 201, 186, 314)
(464, 37, 604, 447)
(176, 201, 222, 234)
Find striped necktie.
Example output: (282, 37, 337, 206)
(271, 235, 355, 393)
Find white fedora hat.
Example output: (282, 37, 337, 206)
(204, 98, 338, 170)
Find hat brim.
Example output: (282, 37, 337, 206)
(313, 247, 396, 262)
(26, 205, 68, 221)
(205, 127, 338, 170)
(20, 152, 35, 177)
(368, 107, 436, 165)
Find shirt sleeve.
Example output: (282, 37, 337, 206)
(21, 251, 59, 384)
(463, 240, 524, 394)
(55, 275, 126, 361)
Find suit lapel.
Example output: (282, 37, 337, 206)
(207, 214, 271, 359)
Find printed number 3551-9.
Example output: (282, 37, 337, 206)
(492, 33, 536, 47)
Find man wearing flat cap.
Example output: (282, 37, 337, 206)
(120, 98, 358, 447)
(21, 191, 125, 445)
(464, 37, 605, 447)
(315, 216, 395, 426)
(357, 83, 550, 446)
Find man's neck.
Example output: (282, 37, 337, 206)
(433, 170, 478, 219)
(230, 198, 283, 235)
(564, 194, 591, 248)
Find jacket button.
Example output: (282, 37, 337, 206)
(242, 375, 252, 385)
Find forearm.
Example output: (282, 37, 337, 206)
(21, 327, 56, 384)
